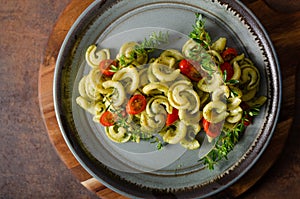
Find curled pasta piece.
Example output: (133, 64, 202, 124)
(241, 58, 254, 66)
(156, 49, 184, 68)
(211, 85, 230, 102)
(117, 41, 148, 65)
(163, 121, 187, 144)
(203, 101, 229, 123)
(142, 82, 169, 96)
(87, 68, 111, 94)
(180, 139, 200, 150)
(211, 37, 227, 52)
(226, 96, 242, 123)
(229, 106, 243, 116)
(105, 126, 131, 143)
(76, 96, 95, 114)
(92, 102, 106, 122)
(102, 80, 126, 107)
(140, 111, 166, 134)
(227, 97, 242, 110)
(182, 39, 203, 61)
(168, 80, 200, 114)
(78, 76, 89, 99)
(141, 96, 169, 134)
(178, 109, 201, 126)
(118, 42, 136, 57)
(207, 49, 224, 64)
(180, 123, 201, 150)
(77, 72, 106, 115)
(140, 96, 171, 133)
(160, 49, 184, 61)
(231, 61, 241, 80)
(85, 45, 110, 68)
(84, 76, 102, 101)
(151, 62, 180, 82)
(241, 88, 257, 102)
(226, 106, 243, 123)
(138, 68, 149, 87)
(240, 64, 260, 90)
(230, 53, 245, 65)
(197, 73, 223, 93)
(118, 42, 137, 58)
(246, 96, 267, 107)
(146, 95, 171, 116)
(112, 66, 139, 94)
(76, 96, 106, 122)
(147, 63, 158, 83)
(80, 69, 109, 101)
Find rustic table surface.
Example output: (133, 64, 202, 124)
(1, 0, 300, 198)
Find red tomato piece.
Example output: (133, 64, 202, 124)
(240, 102, 253, 126)
(100, 111, 116, 126)
(202, 118, 222, 138)
(243, 115, 253, 126)
(222, 48, 238, 62)
(202, 118, 210, 132)
(220, 62, 234, 81)
(126, 94, 147, 115)
(99, 59, 117, 76)
(179, 59, 202, 82)
(166, 108, 179, 126)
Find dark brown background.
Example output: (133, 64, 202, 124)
(1, 0, 300, 198)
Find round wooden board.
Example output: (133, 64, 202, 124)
(38, 0, 296, 198)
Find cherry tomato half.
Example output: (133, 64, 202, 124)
(100, 111, 116, 126)
(179, 59, 202, 82)
(202, 118, 222, 138)
(166, 108, 179, 126)
(99, 59, 117, 76)
(126, 94, 147, 115)
(243, 117, 252, 126)
(221, 47, 238, 62)
(220, 62, 234, 81)
(240, 102, 253, 126)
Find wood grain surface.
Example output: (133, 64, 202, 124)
(1, 0, 300, 198)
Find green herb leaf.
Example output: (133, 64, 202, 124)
(227, 79, 240, 85)
(109, 64, 119, 73)
(135, 31, 169, 55)
(223, 70, 227, 82)
(201, 105, 262, 170)
(189, 13, 211, 50)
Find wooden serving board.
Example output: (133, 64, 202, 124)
(38, 0, 297, 198)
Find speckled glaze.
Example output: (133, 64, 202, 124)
(54, 0, 281, 198)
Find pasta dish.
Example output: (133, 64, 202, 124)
(75, 14, 266, 168)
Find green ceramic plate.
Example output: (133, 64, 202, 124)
(54, 0, 281, 198)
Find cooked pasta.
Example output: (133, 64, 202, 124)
(76, 23, 266, 150)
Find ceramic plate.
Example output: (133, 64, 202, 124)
(54, 0, 281, 198)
